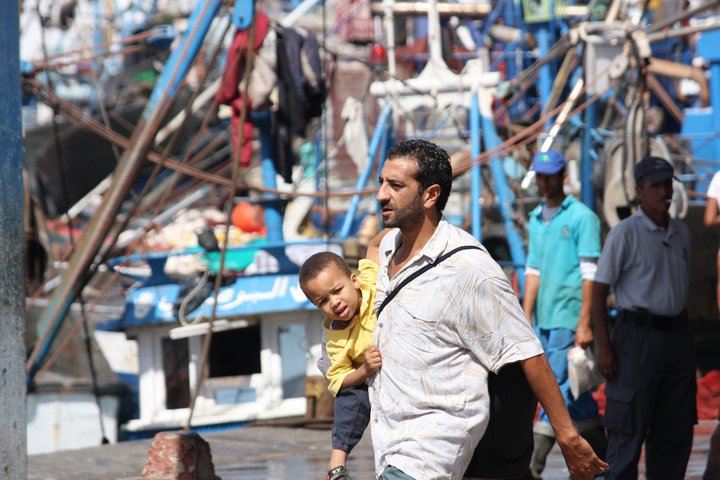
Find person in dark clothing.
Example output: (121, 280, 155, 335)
(593, 155, 697, 479)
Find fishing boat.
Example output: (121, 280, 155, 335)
(20, 0, 720, 447)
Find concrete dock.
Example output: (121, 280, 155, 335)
(28, 420, 717, 479)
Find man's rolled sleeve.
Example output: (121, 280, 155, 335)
(577, 211, 602, 258)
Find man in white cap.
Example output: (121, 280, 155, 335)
(523, 149, 606, 478)
(593, 155, 696, 479)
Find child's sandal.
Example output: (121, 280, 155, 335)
(327, 465, 352, 480)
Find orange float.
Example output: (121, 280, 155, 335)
(231, 202, 265, 233)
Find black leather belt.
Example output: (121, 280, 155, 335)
(618, 309, 686, 331)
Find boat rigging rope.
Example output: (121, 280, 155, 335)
(30, 6, 108, 444)
(184, 9, 259, 432)
(29, 30, 156, 72)
(26, 1, 234, 383)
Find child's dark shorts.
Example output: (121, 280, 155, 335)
(331, 383, 370, 453)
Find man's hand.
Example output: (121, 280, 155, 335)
(556, 431, 608, 480)
(596, 343, 618, 380)
(364, 346, 382, 375)
(521, 354, 608, 479)
(574, 324, 593, 349)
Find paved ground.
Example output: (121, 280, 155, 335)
(28, 420, 717, 479)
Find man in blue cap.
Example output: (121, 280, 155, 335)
(593, 155, 695, 479)
(523, 149, 607, 479)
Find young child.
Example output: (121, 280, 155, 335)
(299, 233, 385, 480)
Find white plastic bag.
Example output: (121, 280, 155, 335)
(567, 346, 604, 398)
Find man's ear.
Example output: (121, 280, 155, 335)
(423, 184, 441, 210)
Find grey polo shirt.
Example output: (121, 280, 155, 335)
(595, 207, 690, 316)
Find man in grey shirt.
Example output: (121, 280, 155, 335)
(592, 155, 696, 480)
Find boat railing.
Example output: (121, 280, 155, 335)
(107, 239, 344, 283)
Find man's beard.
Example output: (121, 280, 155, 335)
(381, 194, 424, 230)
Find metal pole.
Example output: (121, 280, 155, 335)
(27, 0, 224, 382)
(257, 113, 284, 243)
(338, 102, 393, 239)
(532, 22, 554, 128)
(478, 86, 526, 290)
(700, 30, 720, 165)
(0, 0, 27, 475)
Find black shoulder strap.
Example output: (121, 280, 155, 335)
(377, 245, 482, 317)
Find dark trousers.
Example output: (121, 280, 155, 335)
(332, 383, 370, 453)
(604, 319, 697, 479)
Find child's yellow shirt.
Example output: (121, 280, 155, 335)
(322, 259, 378, 396)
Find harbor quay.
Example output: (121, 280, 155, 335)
(28, 420, 717, 480)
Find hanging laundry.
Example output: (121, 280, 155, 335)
(341, 97, 369, 172)
(272, 26, 326, 183)
(215, 11, 271, 166)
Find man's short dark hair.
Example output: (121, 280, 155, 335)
(298, 251, 352, 297)
(386, 139, 453, 213)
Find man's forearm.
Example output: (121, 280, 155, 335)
(521, 354, 576, 440)
(523, 273, 540, 324)
(520, 354, 608, 478)
(578, 280, 593, 331)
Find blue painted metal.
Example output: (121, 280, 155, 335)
(146, 25, 177, 50)
(254, 112, 285, 244)
(482, 0, 510, 40)
(109, 241, 345, 328)
(530, 22, 555, 128)
(0, 0, 27, 473)
(378, 110, 394, 173)
(119, 273, 315, 328)
(470, 94, 483, 240)
(338, 102, 393, 239)
(480, 97, 527, 289)
(28, 0, 225, 384)
(233, 0, 256, 29)
(145, 1, 221, 120)
(501, 1, 524, 120)
(123, 420, 251, 441)
(682, 29, 720, 193)
(696, 30, 720, 150)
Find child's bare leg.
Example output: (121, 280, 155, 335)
(328, 448, 348, 469)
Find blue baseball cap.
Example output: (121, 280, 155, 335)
(531, 149, 566, 175)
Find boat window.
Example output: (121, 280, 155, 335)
(278, 323, 307, 399)
(208, 325, 262, 377)
(162, 337, 191, 409)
